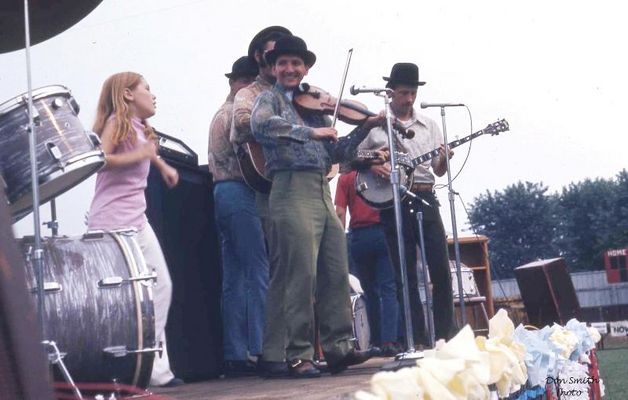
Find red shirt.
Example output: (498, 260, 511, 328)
(335, 171, 380, 229)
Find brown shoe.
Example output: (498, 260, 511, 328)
(288, 359, 321, 378)
(328, 349, 372, 374)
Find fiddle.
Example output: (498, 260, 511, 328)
(293, 83, 415, 139)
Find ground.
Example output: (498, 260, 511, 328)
(152, 358, 385, 400)
(596, 336, 628, 400)
(150, 338, 628, 400)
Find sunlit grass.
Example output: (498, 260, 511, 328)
(596, 345, 628, 400)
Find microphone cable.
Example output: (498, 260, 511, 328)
(434, 105, 473, 191)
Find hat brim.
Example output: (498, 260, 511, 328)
(383, 76, 426, 86)
(225, 72, 257, 79)
(265, 49, 316, 68)
(247, 26, 292, 62)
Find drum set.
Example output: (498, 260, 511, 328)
(1, 1, 165, 396)
(0, 85, 160, 390)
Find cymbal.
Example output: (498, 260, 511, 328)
(0, 0, 102, 54)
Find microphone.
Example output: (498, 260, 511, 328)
(350, 85, 391, 95)
(420, 102, 465, 108)
(402, 129, 415, 139)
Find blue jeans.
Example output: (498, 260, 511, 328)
(214, 181, 269, 360)
(349, 224, 399, 345)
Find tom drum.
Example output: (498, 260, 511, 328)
(0, 85, 104, 221)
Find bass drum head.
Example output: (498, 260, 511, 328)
(350, 294, 371, 351)
(19, 231, 155, 388)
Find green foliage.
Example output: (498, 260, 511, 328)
(468, 170, 628, 277)
(468, 182, 561, 278)
(558, 172, 628, 271)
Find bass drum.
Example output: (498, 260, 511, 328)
(19, 230, 157, 388)
(350, 294, 371, 351)
(0, 85, 105, 221)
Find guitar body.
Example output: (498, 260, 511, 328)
(237, 145, 340, 191)
(236, 142, 272, 194)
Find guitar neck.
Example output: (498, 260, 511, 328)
(411, 129, 486, 167)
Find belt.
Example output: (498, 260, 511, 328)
(410, 182, 434, 193)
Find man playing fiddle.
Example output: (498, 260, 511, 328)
(251, 35, 383, 377)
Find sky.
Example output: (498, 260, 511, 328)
(3, 0, 627, 238)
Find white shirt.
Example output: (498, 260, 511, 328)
(359, 108, 443, 184)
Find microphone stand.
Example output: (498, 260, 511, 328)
(23, 0, 46, 341)
(437, 106, 466, 326)
(44, 199, 59, 236)
(415, 210, 436, 348)
(370, 89, 423, 370)
(23, 1, 83, 398)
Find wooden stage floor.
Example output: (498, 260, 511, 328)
(152, 358, 389, 400)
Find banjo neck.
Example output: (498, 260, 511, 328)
(410, 121, 507, 168)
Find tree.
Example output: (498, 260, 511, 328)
(468, 182, 560, 278)
(557, 170, 628, 271)
(468, 171, 628, 277)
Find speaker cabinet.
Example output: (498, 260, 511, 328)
(514, 257, 581, 327)
(145, 164, 222, 381)
(0, 191, 53, 399)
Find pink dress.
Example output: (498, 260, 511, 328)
(87, 117, 150, 231)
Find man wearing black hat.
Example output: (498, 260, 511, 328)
(208, 55, 267, 377)
(359, 63, 457, 347)
(251, 35, 384, 378)
(229, 26, 293, 378)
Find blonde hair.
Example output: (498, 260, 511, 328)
(93, 72, 156, 145)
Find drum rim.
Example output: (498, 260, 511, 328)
(10, 152, 105, 220)
(349, 293, 371, 351)
(111, 232, 153, 387)
(350, 293, 366, 310)
(0, 85, 72, 116)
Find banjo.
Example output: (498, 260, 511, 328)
(355, 119, 509, 209)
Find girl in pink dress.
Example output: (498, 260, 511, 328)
(87, 72, 182, 387)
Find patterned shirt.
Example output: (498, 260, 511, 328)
(230, 75, 273, 146)
(359, 108, 443, 184)
(208, 94, 242, 182)
(251, 84, 370, 176)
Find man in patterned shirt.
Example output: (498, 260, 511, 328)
(208, 55, 267, 377)
(251, 35, 383, 378)
(230, 25, 292, 378)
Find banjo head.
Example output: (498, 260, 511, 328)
(355, 163, 413, 209)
